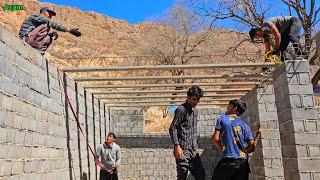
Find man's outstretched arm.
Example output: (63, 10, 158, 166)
(32, 14, 81, 37)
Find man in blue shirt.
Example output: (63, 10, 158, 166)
(211, 100, 261, 180)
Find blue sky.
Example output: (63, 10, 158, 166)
(39, 0, 175, 24)
(38, 0, 318, 31)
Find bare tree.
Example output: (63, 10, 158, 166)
(190, 0, 271, 28)
(281, 0, 320, 52)
(187, 0, 269, 59)
(191, 0, 319, 55)
(134, 3, 215, 101)
(137, 3, 213, 83)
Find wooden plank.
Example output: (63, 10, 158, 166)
(83, 82, 259, 89)
(91, 88, 252, 95)
(74, 74, 267, 82)
(97, 94, 244, 99)
(105, 103, 229, 107)
(103, 99, 233, 104)
(62, 62, 277, 72)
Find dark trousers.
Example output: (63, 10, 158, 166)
(211, 158, 250, 180)
(99, 169, 118, 180)
(279, 17, 303, 54)
(176, 149, 206, 180)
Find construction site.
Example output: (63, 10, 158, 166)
(0, 21, 320, 180)
(1, 0, 320, 180)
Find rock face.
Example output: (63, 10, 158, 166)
(0, 0, 151, 64)
(0, 0, 263, 133)
(144, 106, 174, 132)
(0, 0, 262, 68)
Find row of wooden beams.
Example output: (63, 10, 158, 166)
(82, 82, 259, 89)
(96, 94, 244, 99)
(102, 99, 233, 104)
(91, 88, 251, 95)
(74, 74, 267, 82)
(62, 62, 277, 72)
(104, 102, 229, 107)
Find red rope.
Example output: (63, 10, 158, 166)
(57, 68, 106, 170)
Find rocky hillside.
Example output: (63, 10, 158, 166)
(0, 0, 263, 67)
(1, 0, 154, 64)
(0, 0, 265, 132)
(145, 107, 174, 133)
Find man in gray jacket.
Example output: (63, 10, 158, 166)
(95, 133, 121, 180)
(19, 7, 81, 54)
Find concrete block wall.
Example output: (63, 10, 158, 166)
(0, 24, 107, 179)
(197, 108, 223, 136)
(196, 107, 225, 179)
(116, 134, 220, 180)
(242, 86, 285, 180)
(109, 107, 223, 137)
(109, 107, 144, 135)
(116, 134, 176, 180)
(273, 60, 320, 180)
(109, 107, 223, 179)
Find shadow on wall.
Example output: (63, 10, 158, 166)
(117, 135, 220, 179)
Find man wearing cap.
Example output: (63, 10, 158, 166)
(19, 7, 81, 54)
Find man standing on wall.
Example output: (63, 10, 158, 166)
(211, 100, 261, 180)
(249, 16, 305, 62)
(95, 133, 121, 180)
(19, 7, 81, 54)
(169, 85, 206, 180)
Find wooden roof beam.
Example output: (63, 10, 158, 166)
(62, 62, 277, 72)
(74, 74, 268, 82)
(91, 88, 252, 95)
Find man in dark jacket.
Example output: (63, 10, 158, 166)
(169, 85, 206, 180)
(19, 7, 81, 54)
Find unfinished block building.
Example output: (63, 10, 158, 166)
(0, 24, 320, 180)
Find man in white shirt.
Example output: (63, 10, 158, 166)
(95, 133, 121, 180)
